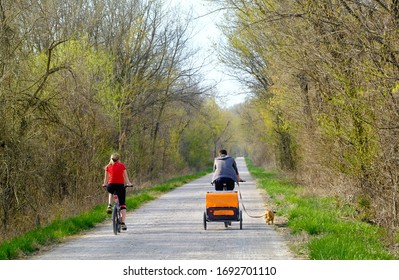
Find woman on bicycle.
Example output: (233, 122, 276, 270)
(102, 152, 132, 230)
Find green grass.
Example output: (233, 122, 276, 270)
(246, 158, 397, 260)
(0, 169, 211, 260)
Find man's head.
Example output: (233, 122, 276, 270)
(218, 149, 227, 156)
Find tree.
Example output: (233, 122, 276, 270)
(0, 0, 215, 242)
(215, 0, 399, 227)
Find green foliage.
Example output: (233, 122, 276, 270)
(219, 0, 399, 229)
(246, 158, 397, 260)
(181, 121, 213, 169)
(308, 224, 394, 260)
(0, 0, 225, 243)
(0, 169, 209, 260)
(180, 98, 235, 169)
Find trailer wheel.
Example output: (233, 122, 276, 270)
(203, 211, 207, 230)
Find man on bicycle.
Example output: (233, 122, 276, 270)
(103, 153, 132, 230)
(211, 149, 241, 191)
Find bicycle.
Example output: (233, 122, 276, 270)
(105, 185, 132, 235)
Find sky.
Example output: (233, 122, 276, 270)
(169, 0, 247, 107)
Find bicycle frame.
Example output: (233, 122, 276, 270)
(105, 184, 132, 235)
(112, 194, 122, 235)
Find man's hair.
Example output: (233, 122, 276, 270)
(219, 149, 227, 155)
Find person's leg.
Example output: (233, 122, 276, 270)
(215, 177, 235, 190)
(121, 209, 126, 223)
(117, 186, 127, 230)
(226, 178, 235, 190)
(106, 185, 115, 214)
(214, 179, 223, 191)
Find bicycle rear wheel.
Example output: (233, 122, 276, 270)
(112, 205, 118, 235)
(117, 212, 121, 233)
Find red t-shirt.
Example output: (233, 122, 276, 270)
(105, 162, 126, 184)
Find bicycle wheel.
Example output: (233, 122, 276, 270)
(112, 205, 118, 235)
(117, 209, 121, 233)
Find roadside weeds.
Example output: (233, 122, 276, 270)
(0, 169, 211, 260)
(246, 159, 398, 260)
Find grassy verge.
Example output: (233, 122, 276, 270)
(246, 158, 398, 260)
(0, 169, 211, 260)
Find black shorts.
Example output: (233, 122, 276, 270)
(214, 177, 235, 191)
(106, 184, 126, 209)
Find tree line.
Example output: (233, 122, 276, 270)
(216, 0, 399, 229)
(0, 0, 238, 242)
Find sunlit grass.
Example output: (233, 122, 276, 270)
(246, 158, 397, 260)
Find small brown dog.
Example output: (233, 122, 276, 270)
(265, 210, 275, 225)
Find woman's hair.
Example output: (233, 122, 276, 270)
(108, 153, 120, 165)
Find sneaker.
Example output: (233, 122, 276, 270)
(121, 222, 127, 230)
(106, 204, 112, 214)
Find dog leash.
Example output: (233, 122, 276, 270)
(237, 182, 266, 219)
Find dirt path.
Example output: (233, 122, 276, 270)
(33, 157, 295, 260)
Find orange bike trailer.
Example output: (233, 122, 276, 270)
(206, 191, 239, 208)
(203, 191, 242, 229)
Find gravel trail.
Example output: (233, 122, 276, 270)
(33, 157, 295, 260)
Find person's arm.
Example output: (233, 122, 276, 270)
(123, 170, 132, 186)
(211, 159, 218, 183)
(232, 160, 240, 182)
(103, 170, 109, 186)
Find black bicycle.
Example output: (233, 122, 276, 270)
(105, 185, 132, 235)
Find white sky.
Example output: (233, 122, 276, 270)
(169, 0, 247, 107)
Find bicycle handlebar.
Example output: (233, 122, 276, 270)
(210, 179, 245, 185)
(102, 184, 133, 188)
